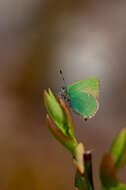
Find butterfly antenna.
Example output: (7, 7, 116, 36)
(60, 69, 67, 86)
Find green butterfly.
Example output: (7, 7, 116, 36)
(59, 77, 100, 120)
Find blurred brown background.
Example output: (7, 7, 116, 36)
(0, 0, 126, 189)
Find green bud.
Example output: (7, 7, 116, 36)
(44, 89, 78, 156)
(44, 89, 65, 131)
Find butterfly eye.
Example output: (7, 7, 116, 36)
(60, 87, 66, 94)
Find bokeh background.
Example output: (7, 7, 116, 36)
(0, 0, 126, 189)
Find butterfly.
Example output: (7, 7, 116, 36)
(59, 76, 100, 120)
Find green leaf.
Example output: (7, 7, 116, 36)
(102, 184, 126, 190)
(44, 89, 78, 156)
(44, 89, 66, 135)
(57, 94, 75, 139)
(100, 153, 119, 188)
(109, 128, 126, 170)
(100, 129, 126, 190)
(44, 89, 75, 138)
(46, 114, 77, 156)
(110, 184, 126, 190)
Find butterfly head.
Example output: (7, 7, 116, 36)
(59, 87, 71, 106)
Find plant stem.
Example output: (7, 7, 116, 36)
(84, 151, 95, 190)
(74, 150, 95, 190)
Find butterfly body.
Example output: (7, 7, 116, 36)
(59, 87, 71, 105)
(59, 77, 100, 120)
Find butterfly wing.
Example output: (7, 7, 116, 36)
(67, 77, 99, 99)
(70, 91, 98, 119)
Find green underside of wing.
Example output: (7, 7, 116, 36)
(70, 91, 98, 118)
(67, 77, 99, 98)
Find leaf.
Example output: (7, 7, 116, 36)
(44, 89, 66, 134)
(46, 114, 77, 156)
(44, 89, 75, 138)
(110, 184, 126, 190)
(109, 128, 126, 170)
(44, 88, 78, 156)
(58, 94, 75, 138)
(102, 184, 126, 190)
(100, 153, 119, 188)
